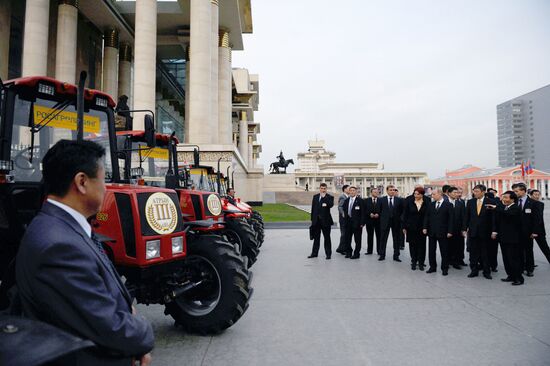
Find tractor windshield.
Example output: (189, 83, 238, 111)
(189, 168, 216, 191)
(10, 95, 112, 182)
(124, 140, 171, 187)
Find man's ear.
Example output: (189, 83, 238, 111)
(74, 172, 88, 195)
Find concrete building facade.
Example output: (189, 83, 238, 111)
(497, 84, 550, 172)
(0, 0, 263, 202)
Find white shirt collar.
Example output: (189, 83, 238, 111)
(437, 198, 444, 204)
(47, 198, 92, 238)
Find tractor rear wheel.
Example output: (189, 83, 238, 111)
(250, 211, 265, 246)
(223, 218, 260, 267)
(165, 234, 252, 335)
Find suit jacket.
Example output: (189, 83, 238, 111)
(494, 203, 522, 244)
(364, 196, 382, 225)
(450, 199, 465, 236)
(16, 202, 154, 365)
(343, 196, 365, 229)
(464, 196, 496, 239)
(311, 193, 334, 227)
(533, 200, 546, 236)
(423, 200, 454, 238)
(518, 196, 543, 237)
(401, 196, 429, 232)
(337, 194, 348, 222)
(379, 196, 404, 229)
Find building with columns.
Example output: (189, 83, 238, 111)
(0, 0, 264, 203)
(431, 164, 550, 199)
(294, 140, 428, 197)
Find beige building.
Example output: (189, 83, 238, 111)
(1, 0, 263, 202)
(294, 140, 428, 197)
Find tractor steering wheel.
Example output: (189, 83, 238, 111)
(13, 147, 39, 176)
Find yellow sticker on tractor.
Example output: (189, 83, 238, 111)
(139, 147, 169, 160)
(34, 105, 100, 133)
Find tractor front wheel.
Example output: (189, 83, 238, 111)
(223, 218, 260, 267)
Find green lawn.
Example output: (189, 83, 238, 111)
(253, 203, 310, 222)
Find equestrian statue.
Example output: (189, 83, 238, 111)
(269, 151, 294, 174)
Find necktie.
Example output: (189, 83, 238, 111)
(476, 199, 482, 215)
(389, 197, 393, 209)
(520, 198, 524, 209)
(373, 198, 376, 206)
(91, 233, 110, 261)
(436, 202, 440, 210)
(348, 198, 354, 216)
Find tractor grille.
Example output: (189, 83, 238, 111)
(190, 194, 203, 220)
(115, 193, 136, 257)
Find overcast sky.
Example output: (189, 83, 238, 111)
(232, 0, 550, 178)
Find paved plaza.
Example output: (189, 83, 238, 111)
(138, 225, 550, 366)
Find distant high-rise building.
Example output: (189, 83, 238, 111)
(497, 85, 550, 171)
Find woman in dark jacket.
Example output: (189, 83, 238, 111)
(401, 187, 429, 270)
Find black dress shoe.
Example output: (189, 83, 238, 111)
(426, 268, 437, 273)
(336, 249, 344, 254)
(526, 271, 534, 277)
(512, 280, 524, 286)
(350, 254, 360, 259)
(393, 257, 402, 262)
(418, 265, 425, 271)
(491, 268, 498, 273)
(307, 254, 318, 258)
(483, 273, 492, 280)
(364, 252, 373, 255)
(378, 256, 385, 261)
(467, 271, 478, 278)
(326, 255, 331, 260)
(442, 270, 448, 276)
(452, 264, 462, 270)
(501, 277, 513, 282)
(411, 264, 417, 270)
(345, 253, 351, 258)
(459, 261, 468, 266)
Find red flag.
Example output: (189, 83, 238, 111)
(527, 160, 534, 175)
(521, 161, 525, 178)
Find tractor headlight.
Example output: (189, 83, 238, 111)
(38, 83, 55, 95)
(96, 97, 108, 107)
(171, 236, 183, 254)
(145, 240, 161, 260)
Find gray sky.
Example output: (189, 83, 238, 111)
(232, 0, 550, 178)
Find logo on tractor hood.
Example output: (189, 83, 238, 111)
(145, 192, 178, 234)
(207, 194, 222, 216)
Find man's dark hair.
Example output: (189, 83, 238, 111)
(342, 184, 349, 192)
(320, 183, 327, 188)
(228, 187, 235, 193)
(502, 190, 517, 201)
(448, 186, 458, 193)
(512, 183, 527, 192)
(43, 140, 105, 196)
(473, 184, 487, 192)
(530, 189, 540, 194)
(442, 184, 451, 193)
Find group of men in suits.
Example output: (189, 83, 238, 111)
(308, 181, 549, 286)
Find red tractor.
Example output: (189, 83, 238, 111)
(115, 129, 261, 267)
(0, 73, 251, 335)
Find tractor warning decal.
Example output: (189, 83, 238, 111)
(33, 105, 100, 133)
(145, 192, 178, 234)
(207, 194, 222, 216)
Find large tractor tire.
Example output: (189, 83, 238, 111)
(223, 218, 260, 268)
(250, 211, 265, 246)
(165, 234, 252, 335)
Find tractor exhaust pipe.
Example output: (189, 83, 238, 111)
(76, 71, 87, 141)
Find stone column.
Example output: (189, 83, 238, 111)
(102, 28, 119, 98)
(118, 42, 132, 103)
(54, 0, 78, 83)
(133, 0, 157, 130)
(238, 111, 248, 165)
(187, 0, 211, 143)
(210, 0, 219, 143)
(218, 30, 232, 144)
(22, 0, 50, 76)
(248, 137, 253, 169)
(0, 1, 11, 80)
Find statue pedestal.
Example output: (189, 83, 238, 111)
(263, 173, 314, 204)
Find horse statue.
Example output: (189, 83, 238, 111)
(269, 151, 294, 174)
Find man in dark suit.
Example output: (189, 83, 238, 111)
(309, 182, 334, 259)
(513, 183, 543, 277)
(16, 140, 154, 365)
(529, 189, 550, 264)
(423, 188, 454, 275)
(492, 191, 524, 285)
(336, 185, 350, 255)
(485, 189, 500, 272)
(364, 187, 381, 255)
(379, 185, 404, 261)
(448, 187, 466, 269)
(463, 184, 496, 279)
(343, 186, 365, 259)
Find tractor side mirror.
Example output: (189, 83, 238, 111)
(193, 148, 200, 166)
(144, 115, 156, 148)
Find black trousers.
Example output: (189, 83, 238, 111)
(428, 236, 449, 270)
(449, 235, 465, 265)
(311, 222, 332, 256)
(534, 235, 550, 263)
(345, 223, 362, 256)
(521, 236, 535, 272)
(365, 220, 380, 254)
(500, 241, 524, 282)
(468, 237, 490, 275)
(487, 238, 499, 270)
(380, 218, 401, 258)
(336, 217, 347, 253)
(408, 230, 426, 265)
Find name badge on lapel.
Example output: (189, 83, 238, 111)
(355, 206, 360, 210)
(525, 208, 532, 214)
(322, 203, 327, 207)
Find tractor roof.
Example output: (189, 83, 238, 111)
(116, 130, 180, 146)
